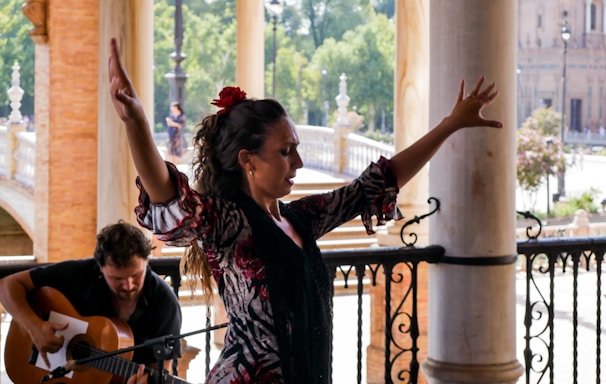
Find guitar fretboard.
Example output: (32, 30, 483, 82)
(72, 343, 189, 384)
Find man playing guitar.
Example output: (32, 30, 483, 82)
(0, 221, 182, 383)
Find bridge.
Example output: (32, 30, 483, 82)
(0, 120, 394, 256)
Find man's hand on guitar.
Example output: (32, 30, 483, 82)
(29, 321, 68, 367)
(127, 364, 149, 384)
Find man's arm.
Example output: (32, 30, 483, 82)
(0, 271, 67, 367)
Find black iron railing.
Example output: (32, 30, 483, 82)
(518, 237, 606, 384)
(3, 235, 606, 383)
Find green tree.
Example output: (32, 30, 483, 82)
(299, 0, 374, 49)
(154, 1, 236, 132)
(517, 107, 566, 211)
(304, 12, 394, 131)
(0, 0, 34, 118)
(521, 106, 562, 137)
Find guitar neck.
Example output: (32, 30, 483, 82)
(87, 355, 190, 384)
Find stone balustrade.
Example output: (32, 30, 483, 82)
(0, 122, 396, 195)
(0, 123, 34, 194)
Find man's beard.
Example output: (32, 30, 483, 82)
(116, 288, 139, 301)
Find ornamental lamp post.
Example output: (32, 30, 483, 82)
(558, 12, 571, 197)
(165, 0, 188, 108)
(266, 0, 283, 97)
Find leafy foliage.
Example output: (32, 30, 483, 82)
(520, 106, 562, 137)
(154, 1, 237, 132)
(0, 0, 35, 117)
(553, 188, 602, 216)
(0, 0, 396, 135)
(516, 107, 566, 194)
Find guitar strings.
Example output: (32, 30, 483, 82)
(69, 342, 152, 378)
(68, 343, 184, 383)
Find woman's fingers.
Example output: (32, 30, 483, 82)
(126, 364, 148, 384)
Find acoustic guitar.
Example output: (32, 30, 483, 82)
(4, 286, 191, 384)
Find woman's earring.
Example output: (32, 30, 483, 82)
(248, 170, 254, 178)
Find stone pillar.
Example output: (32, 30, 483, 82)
(32, 43, 49, 263)
(377, 0, 430, 247)
(98, 1, 153, 229)
(235, 0, 265, 98)
(27, 0, 100, 263)
(422, 1, 523, 383)
(369, 1, 430, 383)
(567, 209, 590, 237)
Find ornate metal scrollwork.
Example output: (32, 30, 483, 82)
(517, 210, 542, 240)
(399, 197, 440, 247)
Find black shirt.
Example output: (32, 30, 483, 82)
(29, 258, 182, 365)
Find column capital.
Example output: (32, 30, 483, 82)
(22, 0, 48, 45)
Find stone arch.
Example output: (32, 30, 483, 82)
(0, 205, 33, 256)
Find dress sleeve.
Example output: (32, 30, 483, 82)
(287, 156, 404, 239)
(134, 162, 239, 247)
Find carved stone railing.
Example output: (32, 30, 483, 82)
(296, 125, 336, 172)
(296, 125, 395, 178)
(0, 125, 9, 177)
(344, 132, 395, 176)
(0, 124, 34, 193)
(13, 131, 35, 189)
(564, 130, 606, 146)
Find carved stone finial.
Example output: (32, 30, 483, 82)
(22, 0, 48, 45)
(335, 73, 350, 128)
(8, 62, 24, 124)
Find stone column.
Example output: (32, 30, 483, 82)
(369, 1, 430, 383)
(31, 44, 49, 263)
(235, 0, 265, 98)
(377, 0, 430, 247)
(422, 1, 523, 383)
(97, 1, 153, 229)
(28, 0, 100, 262)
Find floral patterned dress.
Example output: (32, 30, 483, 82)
(135, 156, 402, 383)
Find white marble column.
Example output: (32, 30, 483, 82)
(235, 0, 265, 98)
(97, 1, 153, 229)
(377, 0, 430, 247)
(422, 1, 523, 383)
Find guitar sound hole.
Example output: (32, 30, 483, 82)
(71, 341, 92, 360)
(66, 335, 96, 361)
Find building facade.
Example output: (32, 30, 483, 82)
(518, 0, 606, 137)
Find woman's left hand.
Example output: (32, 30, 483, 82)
(447, 76, 502, 130)
(126, 364, 149, 384)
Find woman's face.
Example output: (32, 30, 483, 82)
(247, 117, 304, 201)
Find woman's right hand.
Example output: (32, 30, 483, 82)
(108, 38, 146, 126)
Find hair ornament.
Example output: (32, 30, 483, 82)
(211, 86, 247, 115)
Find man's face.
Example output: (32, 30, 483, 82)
(100, 255, 147, 302)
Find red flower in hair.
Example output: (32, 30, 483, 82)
(211, 86, 247, 115)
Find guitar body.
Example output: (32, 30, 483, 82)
(4, 286, 134, 384)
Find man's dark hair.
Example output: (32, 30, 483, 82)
(93, 220, 153, 268)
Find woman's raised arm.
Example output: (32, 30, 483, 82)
(389, 76, 502, 188)
(108, 38, 177, 203)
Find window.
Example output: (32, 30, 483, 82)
(570, 99, 583, 132)
(591, 4, 597, 31)
(540, 98, 552, 108)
